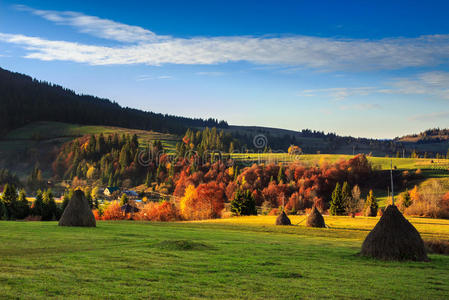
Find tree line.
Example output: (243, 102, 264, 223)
(0, 67, 227, 136)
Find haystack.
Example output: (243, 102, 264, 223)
(361, 205, 427, 261)
(59, 190, 96, 227)
(306, 206, 325, 228)
(275, 211, 291, 225)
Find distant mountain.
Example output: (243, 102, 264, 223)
(0, 67, 228, 136)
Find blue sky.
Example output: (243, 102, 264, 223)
(1, 1, 449, 138)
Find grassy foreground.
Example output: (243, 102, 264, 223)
(1, 217, 449, 299)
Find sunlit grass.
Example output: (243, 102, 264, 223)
(1, 219, 449, 299)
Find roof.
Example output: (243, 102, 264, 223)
(123, 190, 138, 197)
(105, 187, 119, 193)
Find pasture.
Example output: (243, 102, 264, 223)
(1, 216, 449, 299)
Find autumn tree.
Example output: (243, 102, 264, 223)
(364, 190, 378, 217)
(345, 185, 362, 217)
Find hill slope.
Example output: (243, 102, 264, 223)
(0, 121, 179, 178)
(0, 67, 227, 136)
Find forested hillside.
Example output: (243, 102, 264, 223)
(0, 67, 227, 136)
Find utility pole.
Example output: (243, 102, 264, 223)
(390, 159, 394, 206)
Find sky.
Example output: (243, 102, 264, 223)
(1, 1, 449, 139)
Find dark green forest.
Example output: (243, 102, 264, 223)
(0, 67, 228, 136)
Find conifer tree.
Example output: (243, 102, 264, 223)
(32, 190, 44, 217)
(277, 164, 285, 183)
(1, 184, 18, 219)
(120, 194, 129, 205)
(16, 189, 30, 219)
(341, 181, 352, 208)
(364, 190, 378, 217)
(230, 189, 257, 216)
(330, 182, 345, 215)
(42, 189, 57, 221)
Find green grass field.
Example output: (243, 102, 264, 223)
(4, 121, 179, 151)
(231, 153, 449, 171)
(1, 217, 449, 299)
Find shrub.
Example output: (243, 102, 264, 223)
(425, 239, 449, 255)
(102, 201, 126, 220)
(404, 180, 449, 218)
(92, 209, 102, 220)
(136, 201, 179, 221)
(268, 208, 280, 216)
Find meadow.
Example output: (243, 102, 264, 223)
(1, 216, 449, 299)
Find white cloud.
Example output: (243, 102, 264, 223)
(14, 5, 164, 43)
(3, 6, 449, 70)
(381, 71, 449, 99)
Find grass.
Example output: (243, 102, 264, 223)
(1, 217, 449, 299)
(4, 121, 179, 151)
(231, 153, 449, 171)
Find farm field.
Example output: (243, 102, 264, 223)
(231, 153, 449, 172)
(1, 217, 449, 299)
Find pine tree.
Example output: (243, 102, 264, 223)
(0, 200, 6, 220)
(364, 190, 378, 217)
(108, 173, 114, 187)
(120, 194, 129, 205)
(230, 189, 257, 216)
(330, 182, 345, 216)
(341, 181, 352, 209)
(42, 189, 57, 221)
(277, 164, 285, 183)
(32, 190, 44, 217)
(145, 171, 152, 187)
(16, 189, 30, 219)
(1, 184, 18, 219)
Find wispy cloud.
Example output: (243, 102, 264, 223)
(339, 103, 382, 111)
(381, 71, 449, 99)
(299, 87, 376, 101)
(14, 5, 165, 43)
(195, 71, 225, 76)
(2, 6, 449, 70)
(409, 111, 449, 121)
(136, 74, 173, 81)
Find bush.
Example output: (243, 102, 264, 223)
(425, 239, 449, 255)
(102, 201, 126, 220)
(136, 201, 180, 221)
(404, 180, 449, 219)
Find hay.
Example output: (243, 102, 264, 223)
(58, 190, 96, 227)
(275, 211, 291, 225)
(361, 205, 427, 261)
(306, 206, 326, 228)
